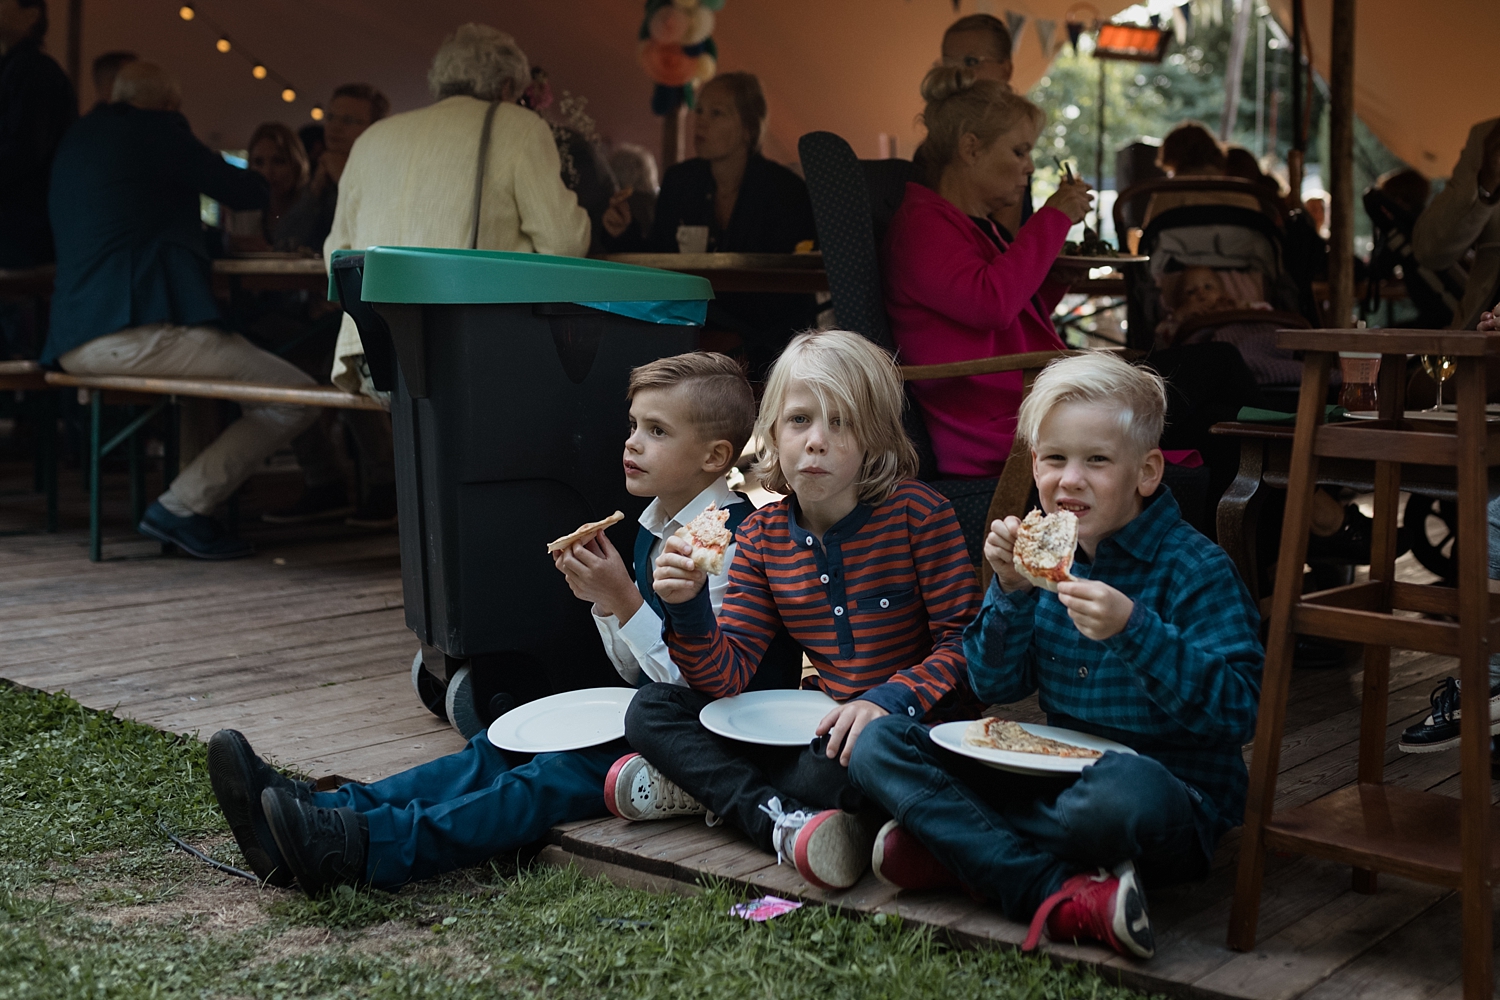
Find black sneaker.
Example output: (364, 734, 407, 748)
(262, 483, 354, 524)
(1397, 677, 1500, 754)
(261, 787, 368, 896)
(206, 730, 313, 887)
(345, 483, 396, 530)
(138, 501, 254, 560)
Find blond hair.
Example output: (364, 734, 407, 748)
(628, 352, 756, 458)
(1016, 353, 1167, 456)
(754, 331, 918, 504)
(914, 65, 1043, 186)
(112, 61, 181, 112)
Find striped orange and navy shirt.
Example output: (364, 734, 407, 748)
(662, 480, 982, 719)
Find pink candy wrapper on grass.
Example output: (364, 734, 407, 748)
(730, 895, 803, 921)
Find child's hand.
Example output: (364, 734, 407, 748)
(1055, 580, 1134, 640)
(551, 532, 643, 623)
(983, 516, 1033, 593)
(816, 700, 889, 766)
(653, 534, 708, 605)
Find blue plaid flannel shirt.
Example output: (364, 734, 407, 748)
(964, 486, 1263, 841)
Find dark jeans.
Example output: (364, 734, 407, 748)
(848, 715, 1216, 922)
(624, 682, 867, 853)
(314, 732, 622, 889)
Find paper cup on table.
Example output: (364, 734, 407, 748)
(676, 225, 710, 254)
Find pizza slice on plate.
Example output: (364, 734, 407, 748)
(1012, 508, 1078, 591)
(545, 511, 624, 554)
(963, 717, 1102, 759)
(672, 504, 732, 576)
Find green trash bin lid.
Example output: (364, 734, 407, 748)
(342, 246, 713, 327)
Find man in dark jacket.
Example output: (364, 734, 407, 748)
(0, 0, 75, 268)
(42, 61, 320, 560)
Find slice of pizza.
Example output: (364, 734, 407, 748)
(545, 510, 624, 554)
(1012, 508, 1078, 592)
(963, 717, 1102, 759)
(672, 504, 732, 576)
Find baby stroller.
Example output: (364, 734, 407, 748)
(1362, 185, 1466, 330)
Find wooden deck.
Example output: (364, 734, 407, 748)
(0, 455, 1494, 999)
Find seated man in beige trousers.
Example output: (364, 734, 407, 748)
(41, 62, 317, 559)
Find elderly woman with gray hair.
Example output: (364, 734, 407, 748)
(324, 23, 590, 397)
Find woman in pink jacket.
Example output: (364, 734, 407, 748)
(884, 68, 1092, 479)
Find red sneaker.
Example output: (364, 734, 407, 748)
(1022, 861, 1154, 960)
(870, 820, 962, 890)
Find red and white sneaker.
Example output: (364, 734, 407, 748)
(604, 753, 706, 821)
(870, 819, 962, 890)
(761, 798, 879, 890)
(1022, 861, 1154, 959)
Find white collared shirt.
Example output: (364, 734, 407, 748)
(593, 479, 748, 687)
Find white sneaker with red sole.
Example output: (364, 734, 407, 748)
(604, 753, 706, 821)
(761, 798, 879, 890)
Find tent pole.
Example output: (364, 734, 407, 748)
(1327, 0, 1355, 327)
(1255, 13, 1266, 156)
(66, 0, 82, 92)
(1221, 0, 1252, 141)
(1095, 57, 1105, 233)
(1288, 0, 1304, 201)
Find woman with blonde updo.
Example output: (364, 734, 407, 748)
(883, 67, 1093, 479)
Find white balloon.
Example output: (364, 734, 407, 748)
(684, 7, 715, 44)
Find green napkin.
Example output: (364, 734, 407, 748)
(1235, 404, 1349, 424)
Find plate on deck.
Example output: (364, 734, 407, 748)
(1056, 254, 1149, 267)
(699, 689, 838, 746)
(929, 720, 1136, 775)
(487, 687, 636, 753)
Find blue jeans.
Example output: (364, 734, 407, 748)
(313, 733, 623, 889)
(848, 716, 1217, 922)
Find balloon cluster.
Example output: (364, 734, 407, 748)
(637, 0, 725, 115)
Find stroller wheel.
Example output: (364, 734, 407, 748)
(410, 648, 449, 721)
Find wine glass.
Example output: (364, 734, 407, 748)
(1421, 355, 1456, 411)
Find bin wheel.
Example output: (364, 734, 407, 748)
(444, 665, 487, 739)
(410, 649, 448, 720)
(1401, 494, 1458, 585)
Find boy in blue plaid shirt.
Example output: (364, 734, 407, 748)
(849, 353, 1263, 961)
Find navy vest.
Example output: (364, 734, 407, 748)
(632, 494, 802, 691)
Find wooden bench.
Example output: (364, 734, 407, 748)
(42, 371, 386, 561)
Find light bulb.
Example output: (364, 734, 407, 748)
(178, 4, 195, 20)
(251, 64, 267, 80)
(309, 106, 325, 121)
(215, 37, 230, 53)
(281, 88, 296, 103)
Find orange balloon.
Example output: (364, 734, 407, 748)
(638, 39, 697, 87)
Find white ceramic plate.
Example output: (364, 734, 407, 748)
(699, 689, 838, 746)
(487, 687, 636, 753)
(928, 720, 1136, 775)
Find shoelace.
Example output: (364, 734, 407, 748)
(1022, 869, 1111, 951)
(1428, 677, 1461, 723)
(758, 796, 814, 865)
(638, 764, 698, 813)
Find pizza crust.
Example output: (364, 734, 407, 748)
(546, 511, 625, 554)
(1012, 508, 1078, 592)
(672, 504, 732, 576)
(962, 717, 1102, 759)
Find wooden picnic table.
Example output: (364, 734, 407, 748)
(211, 255, 328, 294)
(597, 252, 828, 294)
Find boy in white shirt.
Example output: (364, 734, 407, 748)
(206, 352, 796, 894)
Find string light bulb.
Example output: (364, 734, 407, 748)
(281, 88, 296, 103)
(251, 64, 267, 80)
(215, 37, 231, 53)
(178, 4, 194, 19)
(309, 106, 325, 121)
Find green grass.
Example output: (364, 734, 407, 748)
(0, 682, 1162, 1000)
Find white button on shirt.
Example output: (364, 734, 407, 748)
(834, 606, 844, 616)
(879, 598, 890, 609)
(820, 574, 830, 584)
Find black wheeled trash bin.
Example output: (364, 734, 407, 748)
(330, 247, 712, 738)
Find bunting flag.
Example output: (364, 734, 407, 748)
(952, 0, 960, 11)
(1035, 18, 1058, 57)
(974, 0, 995, 13)
(1171, 3, 1189, 43)
(1005, 10, 1027, 54)
(1066, 20, 1085, 53)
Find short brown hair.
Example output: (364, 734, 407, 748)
(700, 72, 768, 154)
(331, 82, 391, 123)
(754, 330, 918, 505)
(246, 122, 310, 189)
(943, 14, 1013, 61)
(628, 352, 756, 457)
(1159, 122, 1226, 176)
